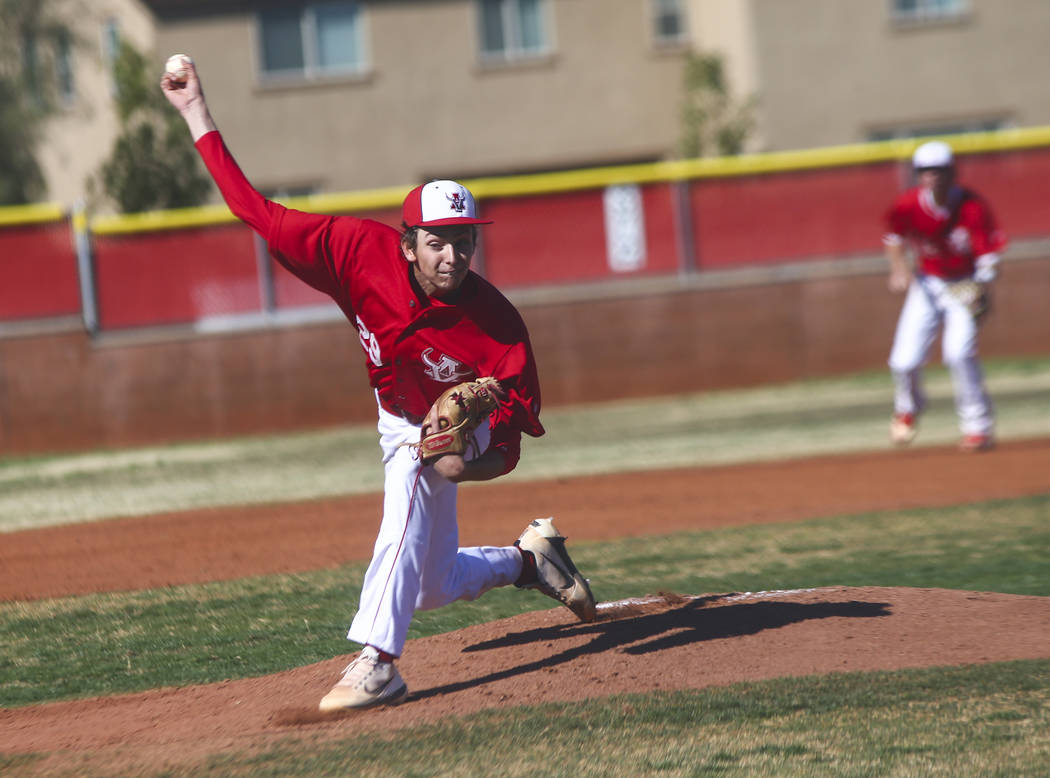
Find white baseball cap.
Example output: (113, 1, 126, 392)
(401, 180, 493, 228)
(912, 140, 954, 169)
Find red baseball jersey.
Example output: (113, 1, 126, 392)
(195, 131, 543, 472)
(883, 186, 1006, 279)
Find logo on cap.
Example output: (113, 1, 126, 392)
(446, 191, 467, 213)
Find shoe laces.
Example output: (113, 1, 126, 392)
(337, 651, 385, 685)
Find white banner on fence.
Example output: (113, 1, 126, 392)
(603, 184, 647, 273)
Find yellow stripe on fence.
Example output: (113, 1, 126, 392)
(8, 125, 1050, 235)
(0, 203, 66, 228)
(90, 203, 240, 235)
(469, 126, 1050, 195)
(89, 184, 412, 235)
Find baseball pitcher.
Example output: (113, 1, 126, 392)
(162, 58, 596, 712)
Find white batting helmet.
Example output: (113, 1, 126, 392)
(912, 140, 954, 169)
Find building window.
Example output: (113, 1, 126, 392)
(868, 118, 1006, 143)
(891, 0, 968, 22)
(650, 0, 688, 46)
(56, 30, 75, 105)
(258, 2, 366, 80)
(101, 18, 121, 97)
(478, 0, 549, 62)
(19, 25, 76, 108)
(21, 32, 41, 104)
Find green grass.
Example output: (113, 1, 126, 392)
(2, 494, 1047, 709)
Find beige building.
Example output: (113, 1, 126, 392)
(31, 0, 156, 208)
(727, 0, 1050, 147)
(144, 0, 692, 196)
(28, 0, 1050, 206)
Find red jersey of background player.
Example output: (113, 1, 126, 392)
(195, 132, 543, 473)
(883, 185, 1007, 280)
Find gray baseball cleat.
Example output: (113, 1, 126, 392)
(318, 646, 408, 712)
(515, 517, 596, 622)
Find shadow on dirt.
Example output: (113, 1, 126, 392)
(407, 594, 890, 702)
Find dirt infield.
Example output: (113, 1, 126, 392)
(3, 438, 1050, 601)
(2, 438, 1050, 773)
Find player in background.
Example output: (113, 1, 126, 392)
(883, 140, 1007, 452)
(161, 59, 595, 712)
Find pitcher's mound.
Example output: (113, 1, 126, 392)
(3, 586, 1048, 775)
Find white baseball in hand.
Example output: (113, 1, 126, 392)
(165, 54, 192, 85)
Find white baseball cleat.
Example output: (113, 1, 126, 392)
(515, 517, 596, 623)
(318, 646, 408, 712)
(889, 412, 918, 446)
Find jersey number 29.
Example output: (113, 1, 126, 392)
(356, 315, 383, 367)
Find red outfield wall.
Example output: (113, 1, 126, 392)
(2, 140, 1049, 453)
(91, 147, 1050, 329)
(1, 221, 80, 320)
(481, 185, 681, 287)
(93, 225, 260, 329)
(1, 253, 1048, 455)
(3, 145, 1049, 329)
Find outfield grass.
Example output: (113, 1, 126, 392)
(2, 494, 1047, 709)
(2, 356, 1050, 531)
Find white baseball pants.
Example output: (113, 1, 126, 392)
(888, 274, 994, 436)
(346, 400, 523, 657)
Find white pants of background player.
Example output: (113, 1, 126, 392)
(888, 274, 994, 437)
(346, 400, 523, 657)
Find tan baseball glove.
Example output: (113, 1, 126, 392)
(946, 278, 990, 322)
(418, 377, 501, 463)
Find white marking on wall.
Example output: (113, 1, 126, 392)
(603, 184, 647, 273)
